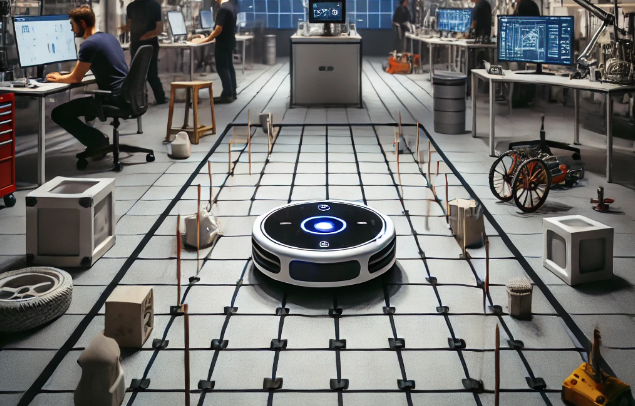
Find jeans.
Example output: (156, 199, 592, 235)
(131, 42, 166, 104)
(51, 96, 117, 149)
(215, 44, 237, 98)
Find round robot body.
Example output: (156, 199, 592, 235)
(252, 201, 396, 287)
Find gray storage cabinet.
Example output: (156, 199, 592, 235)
(290, 34, 362, 107)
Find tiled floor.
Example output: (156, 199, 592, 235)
(1, 58, 635, 405)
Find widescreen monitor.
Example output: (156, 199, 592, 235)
(168, 11, 187, 36)
(498, 16, 574, 65)
(436, 8, 472, 33)
(308, 0, 345, 24)
(200, 10, 212, 30)
(13, 15, 77, 68)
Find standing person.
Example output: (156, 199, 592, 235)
(48, 5, 129, 155)
(514, 0, 540, 16)
(190, 0, 237, 104)
(470, 0, 492, 38)
(392, 0, 411, 53)
(120, 0, 166, 104)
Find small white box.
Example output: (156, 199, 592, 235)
(543, 215, 613, 286)
(105, 286, 154, 348)
(26, 177, 115, 267)
(449, 198, 485, 249)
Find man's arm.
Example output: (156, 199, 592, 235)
(139, 21, 163, 41)
(190, 25, 222, 44)
(46, 61, 91, 84)
(119, 18, 131, 33)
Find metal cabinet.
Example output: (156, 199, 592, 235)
(290, 34, 362, 107)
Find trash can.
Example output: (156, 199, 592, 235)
(264, 35, 276, 65)
(433, 71, 466, 134)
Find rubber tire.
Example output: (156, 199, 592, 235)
(489, 150, 519, 202)
(512, 158, 552, 213)
(0, 267, 73, 333)
(3, 194, 16, 207)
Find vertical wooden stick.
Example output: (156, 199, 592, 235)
(228, 140, 232, 175)
(495, 323, 500, 406)
(197, 185, 201, 274)
(437, 160, 440, 175)
(427, 141, 432, 177)
(184, 303, 191, 406)
(248, 110, 252, 175)
(176, 214, 181, 306)
(208, 161, 212, 209)
(416, 121, 420, 161)
(485, 235, 490, 293)
(445, 174, 449, 223)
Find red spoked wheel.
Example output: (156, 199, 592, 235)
(489, 150, 521, 202)
(512, 158, 552, 213)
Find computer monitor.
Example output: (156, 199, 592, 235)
(498, 16, 574, 73)
(200, 10, 212, 30)
(308, 0, 346, 24)
(168, 11, 187, 36)
(436, 8, 472, 33)
(13, 15, 78, 69)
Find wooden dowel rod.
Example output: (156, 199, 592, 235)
(184, 303, 190, 406)
(197, 185, 201, 274)
(176, 214, 181, 306)
(495, 323, 500, 406)
(485, 235, 490, 293)
(445, 174, 449, 223)
(208, 161, 212, 208)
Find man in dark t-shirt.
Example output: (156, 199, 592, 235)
(121, 0, 165, 104)
(514, 0, 540, 16)
(191, 0, 237, 103)
(48, 6, 129, 153)
(470, 0, 492, 38)
(392, 0, 411, 52)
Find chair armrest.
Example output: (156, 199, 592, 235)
(85, 89, 113, 95)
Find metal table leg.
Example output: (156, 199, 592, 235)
(471, 72, 477, 138)
(606, 93, 613, 183)
(429, 44, 434, 83)
(189, 47, 194, 81)
(574, 89, 580, 144)
(489, 78, 495, 157)
(37, 97, 45, 186)
(242, 40, 246, 74)
(464, 46, 469, 74)
(448, 44, 452, 70)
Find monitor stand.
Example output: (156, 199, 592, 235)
(322, 23, 333, 36)
(516, 63, 555, 75)
(36, 64, 45, 80)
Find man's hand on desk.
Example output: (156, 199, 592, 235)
(46, 72, 63, 83)
(187, 34, 206, 44)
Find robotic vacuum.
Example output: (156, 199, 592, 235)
(251, 200, 396, 287)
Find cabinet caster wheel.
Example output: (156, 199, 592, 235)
(146, 153, 155, 162)
(76, 158, 88, 170)
(113, 162, 123, 172)
(572, 152, 581, 160)
(3, 194, 16, 207)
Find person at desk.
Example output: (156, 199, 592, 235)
(469, 0, 492, 39)
(392, 0, 412, 53)
(190, 0, 237, 104)
(120, 0, 166, 104)
(47, 5, 129, 154)
(514, 0, 540, 16)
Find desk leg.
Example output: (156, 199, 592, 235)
(489, 78, 495, 157)
(464, 47, 468, 75)
(471, 72, 477, 138)
(190, 48, 194, 81)
(242, 41, 246, 74)
(37, 97, 45, 186)
(429, 44, 434, 82)
(606, 93, 613, 183)
(448, 45, 452, 71)
(574, 89, 580, 145)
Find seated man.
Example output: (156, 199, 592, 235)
(49, 5, 129, 155)
(392, 0, 412, 53)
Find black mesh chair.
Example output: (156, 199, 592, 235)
(393, 22, 405, 53)
(77, 45, 155, 172)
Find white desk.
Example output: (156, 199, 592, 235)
(0, 75, 96, 186)
(406, 34, 497, 83)
(471, 68, 635, 182)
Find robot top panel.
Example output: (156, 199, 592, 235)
(261, 201, 386, 250)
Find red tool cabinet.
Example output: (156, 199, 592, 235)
(0, 93, 16, 207)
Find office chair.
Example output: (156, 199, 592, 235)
(508, 114, 581, 160)
(76, 45, 155, 172)
(393, 22, 405, 53)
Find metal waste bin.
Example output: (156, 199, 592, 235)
(433, 71, 466, 134)
(264, 35, 276, 65)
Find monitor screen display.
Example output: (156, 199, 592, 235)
(436, 8, 472, 33)
(168, 11, 187, 36)
(498, 16, 574, 65)
(200, 10, 212, 29)
(13, 15, 77, 68)
(308, 0, 345, 23)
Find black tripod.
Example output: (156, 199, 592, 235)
(508, 114, 581, 160)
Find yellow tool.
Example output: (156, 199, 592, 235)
(562, 329, 634, 406)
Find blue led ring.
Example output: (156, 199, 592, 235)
(300, 216, 347, 235)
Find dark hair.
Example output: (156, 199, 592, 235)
(69, 5, 95, 28)
(399, 0, 407, 5)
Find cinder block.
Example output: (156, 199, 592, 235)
(105, 286, 154, 348)
(26, 177, 115, 267)
(543, 215, 613, 286)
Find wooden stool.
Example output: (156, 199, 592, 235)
(166, 81, 216, 144)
